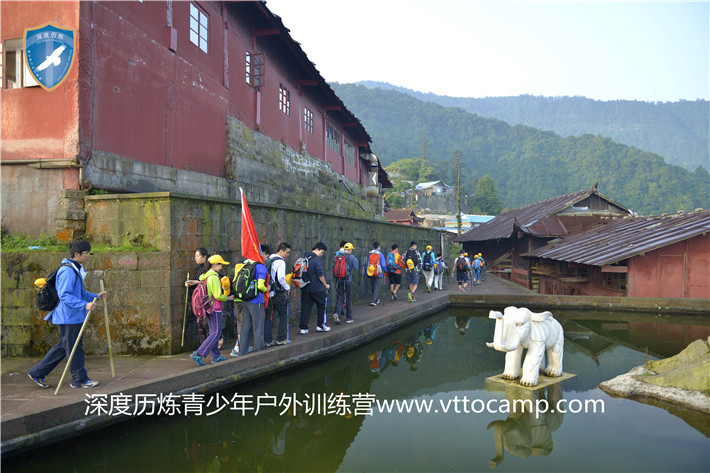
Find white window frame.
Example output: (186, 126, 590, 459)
(189, 3, 208, 54)
(279, 84, 290, 116)
(303, 107, 314, 133)
(2, 39, 40, 89)
(326, 122, 340, 152)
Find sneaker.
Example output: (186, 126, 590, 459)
(28, 373, 50, 388)
(70, 379, 99, 388)
(316, 325, 331, 332)
(191, 353, 205, 366)
(276, 339, 292, 345)
(411, 296, 417, 302)
(393, 292, 398, 300)
(376, 299, 380, 304)
(391, 293, 396, 301)
(345, 318, 354, 324)
(266, 341, 274, 347)
(370, 302, 377, 306)
(333, 313, 341, 325)
(408, 292, 413, 302)
(211, 355, 227, 364)
(248, 346, 254, 353)
(229, 348, 241, 358)
(300, 329, 309, 335)
(427, 287, 431, 293)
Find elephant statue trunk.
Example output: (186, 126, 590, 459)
(486, 310, 513, 352)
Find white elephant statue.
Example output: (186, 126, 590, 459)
(486, 306, 564, 386)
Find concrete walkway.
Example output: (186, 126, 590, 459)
(1, 275, 530, 456)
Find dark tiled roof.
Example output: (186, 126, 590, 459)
(454, 186, 630, 242)
(523, 210, 710, 266)
(385, 209, 424, 222)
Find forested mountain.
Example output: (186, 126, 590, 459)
(354, 81, 709, 172)
(331, 83, 709, 216)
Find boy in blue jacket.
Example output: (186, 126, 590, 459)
(28, 240, 107, 389)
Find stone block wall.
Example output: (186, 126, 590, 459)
(2, 193, 446, 356)
(1, 251, 172, 357)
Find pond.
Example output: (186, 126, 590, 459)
(3, 308, 709, 472)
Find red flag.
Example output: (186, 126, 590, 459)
(240, 188, 264, 264)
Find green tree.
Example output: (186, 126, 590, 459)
(471, 175, 504, 215)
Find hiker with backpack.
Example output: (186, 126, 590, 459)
(190, 255, 235, 366)
(28, 240, 107, 389)
(403, 241, 422, 302)
(266, 242, 291, 346)
(421, 245, 437, 293)
(333, 242, 358, 324)
(452, 250, 470, 292)
(366, 242, 387, 306)
(472, 254, 483, 285)
(184, 248, 211, 345)
(233, 245, 271, 357)
(434, 253, 447, 290)
(298, 242, 330, 334)
(386, 244, 402, 300)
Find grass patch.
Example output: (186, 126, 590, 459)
(1, 229, 159, 253)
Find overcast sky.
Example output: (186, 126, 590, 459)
(265, 0, 709, 102)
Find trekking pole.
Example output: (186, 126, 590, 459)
(181, 272, 190, 347)
(55, 298, 97, 395)
(99, 280, 115, 378)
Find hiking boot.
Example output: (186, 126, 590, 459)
(191, 353, 205, 366)
(316, 325, 331, 332)
(300, 329, 309, 335)
(333, 313, 341, 325)
(70, 379, 99, 388)
(427, 287, 431, 293)
(211, 355, 227, 364)
(28, 373, 49, 388)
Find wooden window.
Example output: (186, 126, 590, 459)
(344, 139, 355, 165)
(303, 107, 313, 133)
(326, 122, 340, 152)
(189, 3, 208, 54)
(279, 84, 290, 116)
(245, 51, 264, 88)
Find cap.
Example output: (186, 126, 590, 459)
(344, 242, 355, 250)
(208, 254, 230, 265)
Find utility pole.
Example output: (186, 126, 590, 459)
(456, 154, 462, 236)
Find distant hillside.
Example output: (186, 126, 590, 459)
(331, 83, 709, 216)
(354, 81, 709, 172)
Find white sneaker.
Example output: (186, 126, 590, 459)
(230, 348, 240, 357)
(300, 329, 309, 335)
(316, 325, 331, 332)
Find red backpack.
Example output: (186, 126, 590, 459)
(333, 254, 348, 279)
(191, 279, 214, 319)
(367, 251, 382, 277)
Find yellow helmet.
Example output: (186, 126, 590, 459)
(426, 245, 432, 251)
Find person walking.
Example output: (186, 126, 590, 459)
(28, 240, 107, 389)
(403, 241, 422, 302)
(191, 255, 234, 366)
(366, 242, 386, 306)
(266, 242, 291, 346)
(452, 250, 470, 292)
(434, 253, 447, 290)
(333, 242, 358, 324)
(185, 247, 210, 345)
(386, 244, 402, 300)
(421, 245, 436, 292)
(236, 245, 271, 357)
(299, 242, 330, 334)
(472, 254, 482, 286)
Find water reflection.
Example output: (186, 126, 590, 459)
(486, 384, 564, 468)
(3, 309, 709, 473)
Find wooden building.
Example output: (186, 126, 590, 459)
(523, 210, 710, 298)
(453, 185, 631, 289)
(384, 208, 425, 226)
(1, 1, 388, 237)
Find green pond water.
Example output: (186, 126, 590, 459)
(3, 308, 709, 472)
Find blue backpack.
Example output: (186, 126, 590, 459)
(386, 252, 398, 272)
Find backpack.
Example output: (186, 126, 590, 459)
(386, 252, 398, 272)
(333, 253, 348, 279)
(367, 251, 382, 277)
(34, 263, 80, 312)
(269, 255, 286, 292)
(422, 252, 433, 271)
(404, 249, 419, 270)
(434, 258, 443, 275)
(191, 278, 214, 319)
(233, 261, 259, 301)
(455, 256, 468, 272)
(473, 258, 481, 269)
(291, 255, 312, 288)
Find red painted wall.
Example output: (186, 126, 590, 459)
(1, 1, 80, 160)
(628, 234, 710, 299)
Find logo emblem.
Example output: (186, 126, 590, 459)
(24, 23, 76, 92)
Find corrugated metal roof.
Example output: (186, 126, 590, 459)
(522, 210, 710, 266)
(454, 186, 630, 242)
